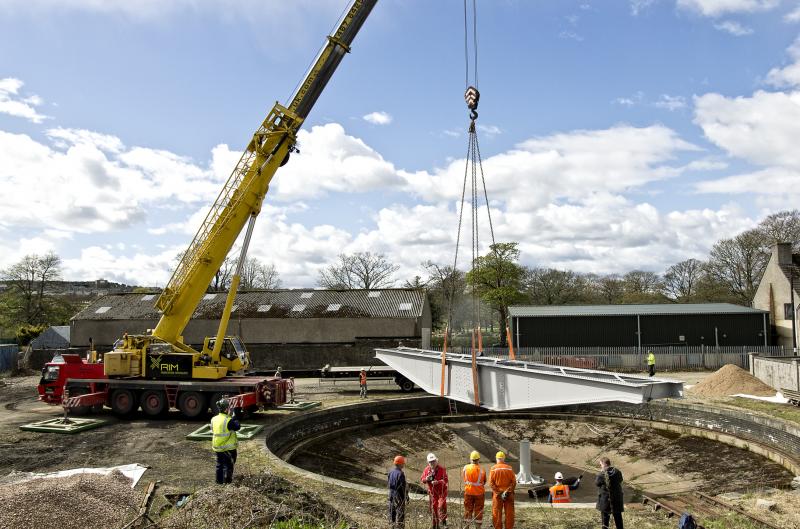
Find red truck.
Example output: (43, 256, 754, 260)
(37, 352, 288, 418)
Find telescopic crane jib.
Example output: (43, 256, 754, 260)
(102, 0, 378, 381)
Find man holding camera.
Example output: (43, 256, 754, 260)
(420, 452, 449, 528)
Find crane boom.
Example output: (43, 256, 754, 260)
(152, 0, 377, 359)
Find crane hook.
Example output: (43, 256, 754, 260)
(465, 86, 480, 120)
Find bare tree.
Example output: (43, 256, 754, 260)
(211, 256, 236, 292)
(590, 274, 625, 304)
(239, 258, 281, 290)
(663, 259, 703, 301)
(524, 268, 588, 305)
(757, 209, 800, 250)
(705, 229, 769, 304)
(403, 275, 427, 289)
(1, 252, 62, 324)
(423, 261, 466, 329)
(317, 252, 399, 289)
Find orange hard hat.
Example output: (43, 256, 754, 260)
(394, 455, 406, 465)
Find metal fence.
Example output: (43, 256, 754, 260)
(429, 345, 788, 372)
(0, 344, 19, 372)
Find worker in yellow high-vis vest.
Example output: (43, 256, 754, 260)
(211, 398, 241, 484)
(647, 351, 656, 378)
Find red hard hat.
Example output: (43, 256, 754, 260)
(394, 455, 406, 465)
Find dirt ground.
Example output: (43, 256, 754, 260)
(1, 371, 797, 529)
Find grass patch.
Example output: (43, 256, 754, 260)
(727, 397, 800, 425)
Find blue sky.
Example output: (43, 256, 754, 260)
(1, 0, 799, 287)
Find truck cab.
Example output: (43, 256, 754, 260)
(37, 353, 105, 404)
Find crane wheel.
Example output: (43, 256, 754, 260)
(178, 391, 207, 418)
(140, 390, 168, 417)
(110, 389, 138, 417)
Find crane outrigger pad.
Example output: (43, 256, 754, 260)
(375, 347, 684, 411)
(19, 417, 107, 434)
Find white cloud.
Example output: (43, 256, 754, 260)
(613, 91, 644, 106)
(654, 94, 688, 110)
(786, 6, 800, 21)
(559, 30, 584, 41)
(0, 77, 49, 123)
(677, 0, 779, 17)
(269, 123, 405, 200)
(630, 0, 658, 16)
(765, 37, 800, 87)
(477, 124, 502, 136)
(713, 20, 754, 35)
(693, 90, 800, 168)
(362, 111, 393, 125)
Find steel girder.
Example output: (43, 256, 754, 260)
(375, 347, 684, 411)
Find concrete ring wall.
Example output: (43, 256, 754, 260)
(262, 397, 800, 500)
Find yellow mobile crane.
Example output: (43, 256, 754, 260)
(103, 0, 378, 382)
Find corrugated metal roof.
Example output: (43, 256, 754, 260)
(509, 303, 767, 318)
(72, 289, 427, 321)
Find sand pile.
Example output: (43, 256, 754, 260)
(0, 470, 141, 529)
(690, 364, 775, 397)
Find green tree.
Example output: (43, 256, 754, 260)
(465, 243, 526, 345)
(1, 252, 63, 325)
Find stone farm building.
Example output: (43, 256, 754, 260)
(71, 288, 432, 369)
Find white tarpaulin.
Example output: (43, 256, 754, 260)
(1, 463, 148, 488)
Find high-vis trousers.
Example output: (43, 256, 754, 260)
(492, 494, 514, 529)
(463, 494, 485, 526)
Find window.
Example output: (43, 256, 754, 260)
(368, 291, 381, 298)
(203, 293, 217, 300)
(326, 304, 341, 312)
(785, 303, 795, 320)
(399, 303, 412, 311)
(141, 294, 155, 301)
(291, 304, 306, 312)
(257, 304, 272, 312)
(95, 306, 111, 314)
(300, 292, 313, 299)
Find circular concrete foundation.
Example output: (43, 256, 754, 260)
(264, 397, 800, 503)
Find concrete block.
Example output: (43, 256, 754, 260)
(756, 498, 777, 511)
(791, 476, 800, 490)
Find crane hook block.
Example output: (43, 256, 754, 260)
(465, 86, 480, 111)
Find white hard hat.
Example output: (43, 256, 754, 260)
(427, 453, 437, 462)
(555, 472, 564, 480)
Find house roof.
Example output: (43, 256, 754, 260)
(509, 303, 767, 318)
(779, 254, 800, 294)
(30, 326, 71, 349)
(72, 289, 427, 321)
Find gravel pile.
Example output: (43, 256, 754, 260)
(0, 470, 142, 529)
(690, 364, 775, 397)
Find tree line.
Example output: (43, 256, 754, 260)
(316, 210, 800, 344)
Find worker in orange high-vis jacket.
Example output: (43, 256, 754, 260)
(547, 471, 581, 504)
(462, 451, 487, 529)
(489, 451, 515, 529)
(421, 452, 449, 528)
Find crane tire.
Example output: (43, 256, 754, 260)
(110, 389, 138, 417)
(178, 391, 207, 419)
(140, 390, 168, 417)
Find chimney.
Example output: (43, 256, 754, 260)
(774, 243, 793, 266)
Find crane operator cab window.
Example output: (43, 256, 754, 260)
(207, 337, 249, 367)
